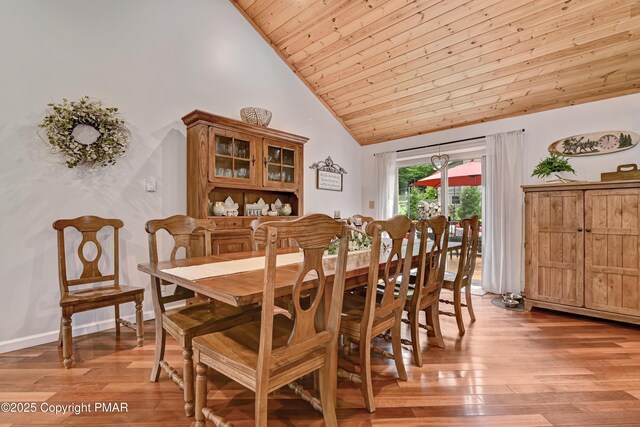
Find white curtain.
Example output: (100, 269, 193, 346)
(374, 151, 397, 220)
(482, 130, 524, 294)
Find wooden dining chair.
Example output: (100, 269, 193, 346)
(339, 215, 415, 413)
(192, 214, 350, 427)
(146, 215, 259, 417)
(53, 216, 144, 369)
(250, 217, 301, 316)
(249, 217, 298, 250)
(439, 215, 479, 334)
(402, 215, 449, 366)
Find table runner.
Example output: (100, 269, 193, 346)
(159, 247, 380, 281)
(160, 251, 307, 281)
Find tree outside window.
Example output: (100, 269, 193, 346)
(457, 186, 482, 219)
(398, 164, 438, 219)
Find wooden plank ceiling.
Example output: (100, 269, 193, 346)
(231, 0, 640, 145)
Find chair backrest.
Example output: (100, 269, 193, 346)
(53, 216, 123, 296)
(252, 214, 349, 378)
(412, 216, 449, 305)
(347, 214, 374, 228)
(249, 217, 298, 250)
(363, 215, 415, 323)
(145, 215, 217, 307)
(455, 215, 480, 287)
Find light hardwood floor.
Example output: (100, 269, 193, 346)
(2, 295, 640, 426)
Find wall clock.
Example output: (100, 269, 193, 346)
(548, 131, 639, 157)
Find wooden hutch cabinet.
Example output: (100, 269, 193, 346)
(523, 180, 640, 325)
(182, 110, 307, 254)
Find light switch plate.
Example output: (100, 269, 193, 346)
(368, 200, 375, 209)
(145, 178, 157, 192)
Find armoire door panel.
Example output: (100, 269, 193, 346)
(528, 191, 584, 306)
(622, 276, 639, 310)
(623, 235, 639, 268)
(585, 189, 640, 316)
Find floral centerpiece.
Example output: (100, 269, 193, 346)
(325, 230, 372, 255)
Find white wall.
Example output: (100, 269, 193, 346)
(0, 0, 361, 352)
(361, 93, 640, 214)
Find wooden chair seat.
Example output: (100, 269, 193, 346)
(341, 288, 397, 339)
(193, 314, 327, 392)
(376, 283, 414, 300)
(405, 294, 439, 313)
(163, 302, 258, 342)
(443, 272, 457, 283)
(442, 280, 455, 291)
(60, 285, 143, 307)
(442, 271, 458, 292)
(376, 284, 439, 313)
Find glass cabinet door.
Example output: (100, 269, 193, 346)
(209, 129, 257, 185)
(263, 139, 299, 189)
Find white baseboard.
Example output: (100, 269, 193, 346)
(0, 303, 182, 354)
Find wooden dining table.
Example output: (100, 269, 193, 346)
(137, 241, 461, 308)
(137, 240, 460, 414)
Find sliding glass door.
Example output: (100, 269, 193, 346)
(441, 157, 484, 287)
(397, 143, 486, 288)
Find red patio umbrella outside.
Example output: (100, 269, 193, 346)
(411, 161, 482, 188)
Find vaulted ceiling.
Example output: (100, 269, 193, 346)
(231, 0, 640, 145)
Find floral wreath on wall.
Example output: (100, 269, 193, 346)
(39, 96, 130, 168)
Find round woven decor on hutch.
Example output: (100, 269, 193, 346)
(240, 107, 272, 127)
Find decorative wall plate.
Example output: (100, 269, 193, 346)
(548, 131, 639, 157)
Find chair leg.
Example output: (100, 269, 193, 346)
(342, 335, 351, 356)
(114, 304, 121, 337)
(255, 385, 269, 427)
(194, 362, 207, 427)
(135, 299, 144, 346)
(409, 310, 422, 367)
(183, 344, 195, 417)
(58, 317, 63, 347)
(319, 343, 338, 427)
(428, 304, 445, 348)
(62, 309, 73, 369)
(465, 284, 476, 322)
(359, 335, 375, 413)
(424, 307, 435, 336)
(454, 289, 465, 335)
(391, 319, 408, 381)
(150, 321, 166, 382)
